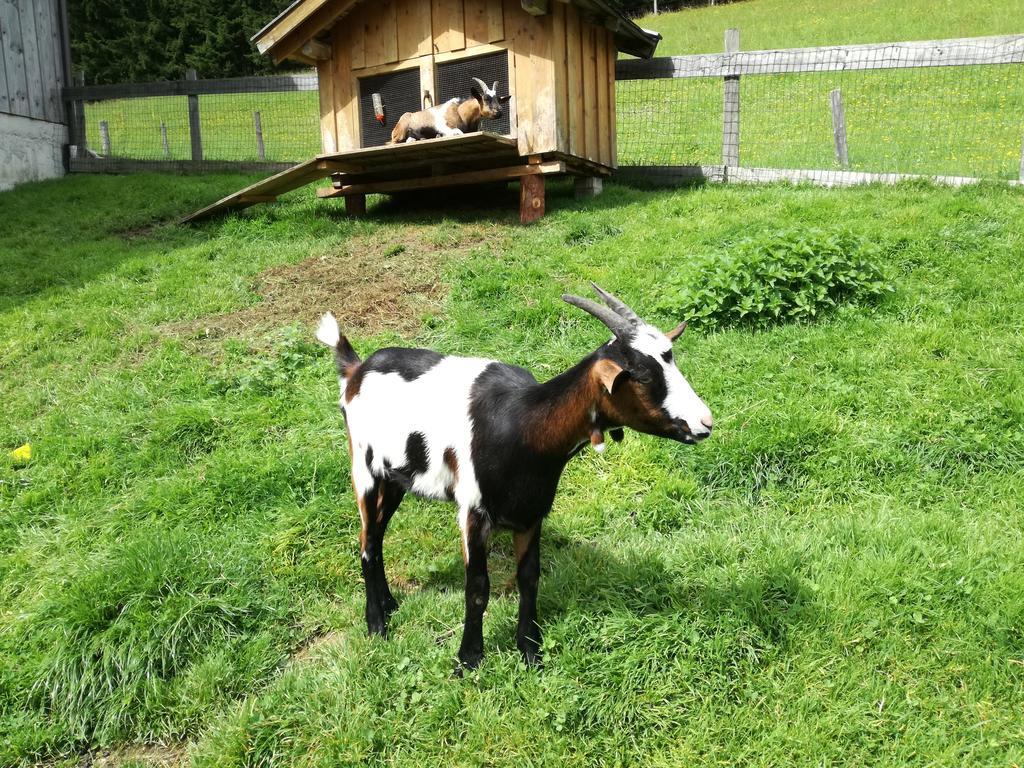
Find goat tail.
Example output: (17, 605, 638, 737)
(315, 312, 360, 377)
(389, 113, 411, 144)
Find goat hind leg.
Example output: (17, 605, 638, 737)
(357, 479, 388, 636)
(374, 480, 405, 616)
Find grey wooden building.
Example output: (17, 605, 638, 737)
(0, 0, 71, 191)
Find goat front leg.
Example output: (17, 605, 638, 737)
(456, 506, 491, 673)
(514, 522, 543, 666)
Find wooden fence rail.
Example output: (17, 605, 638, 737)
(615, 34, 1024, 80)
(62, 72, 317, 102)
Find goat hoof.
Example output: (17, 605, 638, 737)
(455, 652, 483, 676)
(519, 648, 543, 668)
(366, 618, 387, 637)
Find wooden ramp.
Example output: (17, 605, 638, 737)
(182, 133, 522, 223)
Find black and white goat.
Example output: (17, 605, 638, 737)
(316, 285, 712, 671)
(389, 77, 509, 144)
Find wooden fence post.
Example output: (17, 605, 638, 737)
(1019, 135, 1024, 183)
(186, 69, 203, 162)
(722, 28, 740, 169)
(160, 122, 170, 158)
(830, 88, 849, 167)
(70, 70, 86, 156)
(253, 110, 266, 160)
(98, 120, 110, 155)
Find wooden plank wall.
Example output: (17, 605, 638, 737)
(343, 0, 506, 70)
(557, 4, 615, 167)
(0, 0, 66, 123)
(504, 0, 556, 156)
(331, 22, 357, 151)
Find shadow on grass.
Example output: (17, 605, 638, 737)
(305, 176, 698, 227)
(0, 173, 257, 311)
(408, 527, 815, 656)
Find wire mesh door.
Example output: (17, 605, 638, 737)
(435, 51, 513, 136)
(358, 68, 423, 148)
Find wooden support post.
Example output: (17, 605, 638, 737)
(520, 174, 545, 224)
(575, 176, 603, 199)
(160, 122, 170, 158)
(186, 69, 203, 162)
(98, 120, 110, 156)
(722, 28, 740, 169)
(253, 110, 266, 161)
(830, 88, 849, 167)
(345, 193, 366, 217)
(70, 71, 86, 156)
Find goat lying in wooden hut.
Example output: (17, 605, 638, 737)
(389, 77, 510, 143)
(316, 285, 713, 671)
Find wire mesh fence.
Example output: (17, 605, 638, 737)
(616, 32, 1024, 183)
(66, 73, 320, 172)
(63, 32, 1024, 185)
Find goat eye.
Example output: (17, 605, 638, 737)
(661, 351, 672, 363)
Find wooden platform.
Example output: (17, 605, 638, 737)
(182, 132, 611, 224)
(182, 133, 522, 222)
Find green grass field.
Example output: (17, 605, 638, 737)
(2, 173, 1023, 766)
(637, 0, 1024, 55)
(82, 0, 1024, 178)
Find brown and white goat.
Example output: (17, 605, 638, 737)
(389, 77, 509, 143)
(316, 285, 713, 672)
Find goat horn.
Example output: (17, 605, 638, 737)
(590, 282, 640, 322)
(471, 77, 489, 94)
(563, 293, 635, 340)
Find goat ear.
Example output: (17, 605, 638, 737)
(666, 321, 687, 342)
(470, 86, 482, 101)
(499, 94, 511, 104)
(593, 359, 629, 394)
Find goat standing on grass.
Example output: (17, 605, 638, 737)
(389, 77, 509, 143)
(316, 285, 713, 672)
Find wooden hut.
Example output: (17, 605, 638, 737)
(185, 0, 660, 223)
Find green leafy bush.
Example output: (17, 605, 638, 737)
(657, 229, 893, 330)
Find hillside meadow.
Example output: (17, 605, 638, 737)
(1, 172, 1023, 765)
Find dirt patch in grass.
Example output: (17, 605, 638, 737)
(167, 224, 499, 343)
(116, 222, 164, 241)
(83, 742, 186, 767)
(287, 630, 350, 667)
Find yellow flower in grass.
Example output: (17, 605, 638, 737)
(9, 444, 31, 464)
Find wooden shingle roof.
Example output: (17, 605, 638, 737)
(252, 0, 661, 64)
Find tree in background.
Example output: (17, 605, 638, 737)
(70, 0, 742, 83)
(69, 0, 293, 84)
